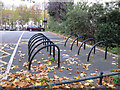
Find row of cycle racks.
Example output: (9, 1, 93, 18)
(28, 33, 60, 70)
(64, 34, 108, 61)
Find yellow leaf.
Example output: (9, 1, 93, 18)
(91, 86, 95, 89)
(34, 82, 41, 86)
(86, 80, 94, 83)
(73, 75, 79, 80)
(61, 66, 65, 69)
(112, 57, 116, 59)
(80, 85, 84, 88)
(54, 75, 59, 79)
(63, 77, 69, 80)
(84, 83, 90, 86)
(47, 61, 51, 65)
(37, 61, 41, 64)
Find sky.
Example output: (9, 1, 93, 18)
(0, 0, 118, 8)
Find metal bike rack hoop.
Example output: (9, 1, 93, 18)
(28, 33, 45, 45)
(28, 40, 54, 62)
(64, 34, 78, 47)
(77, 38, 95, 55)
(87, 41, 107, 62)
(70, 36, 84, 50)
(28, 35, 48, 47)
(28, 44, 60, 70)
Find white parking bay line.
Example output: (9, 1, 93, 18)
(1, 31, 25, 81)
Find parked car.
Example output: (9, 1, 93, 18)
(26, 25, 45, 31)
(10, 28, 16, 31)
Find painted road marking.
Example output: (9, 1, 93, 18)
(0, 50, 11, 56)
(0, 60, 7, 67)
(1, 31, 25, 82)
(0, 44, 15, 58)
(20, 42, 28, 44)
(0, 55, 10, 59)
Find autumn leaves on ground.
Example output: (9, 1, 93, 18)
(0, 32, 119, 89)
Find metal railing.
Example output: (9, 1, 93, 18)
(12, 72, 120, 89)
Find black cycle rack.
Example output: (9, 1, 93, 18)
(87, 41, 108, 62)
(28, 44, 60, 70)
(28, 33, 46, 47)
(64, 34, 78, 47)
(28, 40, 54, 62)
(70, 36, 84, 50)
(28, 33, 46, 49)
(28, 35, 50, 56)
(28, 33, 61, 71)
(28, 35, 48, 48)
(77, 38, 95, 55)
(28, 33, 45, 43)
(28, 37, 50, 56)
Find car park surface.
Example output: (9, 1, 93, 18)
(0, 31, 119, 89)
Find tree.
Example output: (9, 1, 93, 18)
(31, 4, 42, 25)
(48, 1, 73, 21)
(17, 5, 31, 28)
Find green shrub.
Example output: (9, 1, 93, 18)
(95, 22, 119, 47)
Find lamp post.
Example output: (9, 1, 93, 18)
(43, 0, 47, 31)
(0, 2, 3, 29)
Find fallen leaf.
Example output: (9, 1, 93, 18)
(34, 82, 41, 86)
(43, 60, 49, 62)
(53, 75, 59, 79)
(73, 75, 79, 80)
(63, 77, 69, 80)
(90, 73, 97, 76)
(59, 78, 63, 82)
(80, 73, 86, 77)
(59, 69, 63, 72)
(37, 61, 41, 64)
(95, 69, 98, 72)
(41, 58, 44, 60)
(86, 80, 94, 83)
(76, 70, 79, 74)
(112, 57, 116, 59)
(84, 83, 90, 86)
(19, 59, 22, 62)
(39, 52, 43, 54)
(68, 73, 72, 75)
(67, 64, 71, 66)
(61, 66, 65, 69)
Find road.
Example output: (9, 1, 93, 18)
(0, 31, 119, 88)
